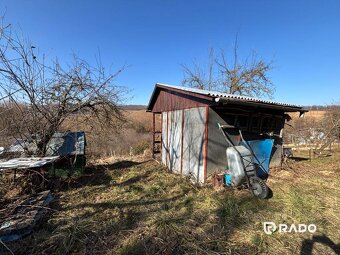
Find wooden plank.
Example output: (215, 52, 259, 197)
(152, 89, 213, 113)
(203, 106, 209, 183)
(180, 109, 184, 175)
(152, 113, 155, 159)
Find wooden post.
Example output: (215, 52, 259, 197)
(180, 109, 184, 175)
(203, 106, 209, 183)
(152, 113, 155, 159)
(280, 146, 283, 170)
(166, 112, 169, 167)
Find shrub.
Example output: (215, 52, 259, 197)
(132, 140, 150, 155)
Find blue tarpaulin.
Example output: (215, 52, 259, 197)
(45, 131, 86, 156)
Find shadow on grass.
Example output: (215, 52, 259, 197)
(102, 160, 144, 170)
(50, 160, 149, 191)
(58, 181, 268, 254)
(300, 234, 340, 255)
(65, 193, 186, 211)
(10, 159, 270, 255)
(5, 191, 267, 255)
(111, 170, 152, 187)
(291, 156, 310, 161)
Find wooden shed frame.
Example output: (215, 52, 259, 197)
(147, 83, 307, 183)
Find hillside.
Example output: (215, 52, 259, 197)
(289, 110, 326, 121)
(0, 108, 330, 158)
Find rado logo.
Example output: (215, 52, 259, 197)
(263, 222, 317, 235)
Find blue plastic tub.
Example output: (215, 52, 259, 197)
(241, 139, 274, 178)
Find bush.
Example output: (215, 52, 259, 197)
(132, 140, 150, 155)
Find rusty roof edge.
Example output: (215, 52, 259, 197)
(155, 83, 307, 111)
(147, 82, 214, 111)
(214, 95, 304, 108)
(146, 83, 160, 111)
(217, 97, 309, 112)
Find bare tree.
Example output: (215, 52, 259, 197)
(323, 104, 340, 141)
(0, 19, 127, 156)
(182, 40, 275, 99)
(182, 48, 216, 91)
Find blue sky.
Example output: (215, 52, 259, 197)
(1, 0, 339, 106)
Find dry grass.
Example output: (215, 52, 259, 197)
(60, 110, 155, 158)
(3, 152, 340, 255)
(289, 110, 326, 121)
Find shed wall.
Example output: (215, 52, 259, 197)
(161, 112, 167, 165)
(152, 89, 211, 113)
(161, 107, 206, 183)
(207, 108, 283, 178)
(207, 108, 229, 176)
(269, 138, 282, 168)
(167, 110, 182, 173)
(161, 107, 282, 183)
(182, 107, 206, 183)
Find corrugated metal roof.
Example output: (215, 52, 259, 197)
(0, 156, 60, 170)
(156, 83, 304, 108)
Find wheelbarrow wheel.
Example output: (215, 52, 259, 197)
(249, 176, 269, 199)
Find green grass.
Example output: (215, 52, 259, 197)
(4, 152, 340, 255)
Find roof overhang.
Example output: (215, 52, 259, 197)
(147, 83, 308, 114)
(146, 83, 214, 112)
(214, 97, 308, 114)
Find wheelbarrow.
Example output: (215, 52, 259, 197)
(218, 123, 273, 199)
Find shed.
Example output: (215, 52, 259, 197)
(147, 83, 307, 183)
